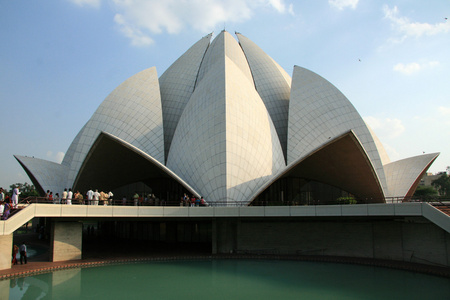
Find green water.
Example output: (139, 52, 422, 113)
(6, 260, 450, 299)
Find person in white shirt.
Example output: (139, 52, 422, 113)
(86, 189, 94, 205)
(62, 188, 68, 204)
(0, 201, 4, 217)
(93, 190, 100, 205)
(67, 188, 73, 205)
(108, 191, 114, 205)
(12, 187, 21, 208)
(0, 187, 4, 203)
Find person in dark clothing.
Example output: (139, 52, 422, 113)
(19, 242, 27, 264)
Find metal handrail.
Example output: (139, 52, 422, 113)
(7, 195, 450, 209)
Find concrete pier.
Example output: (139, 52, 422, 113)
(51, 222, 82, 262)
(0, 234, 12, 270)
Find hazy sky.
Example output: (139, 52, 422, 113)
(1, 0, 449, 189)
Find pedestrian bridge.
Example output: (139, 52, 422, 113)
(2, 202, 450, 236)
(1, 202, 450, 271)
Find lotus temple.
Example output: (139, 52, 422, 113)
(4, 31, 450, 276)
(15, 31, 439, 205)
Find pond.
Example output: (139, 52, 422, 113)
(4, 259, 450, 299)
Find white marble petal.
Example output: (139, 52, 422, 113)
(65, 67, 164, 188)
(287, 66, 387, 196)
(384, 153, 439, 200)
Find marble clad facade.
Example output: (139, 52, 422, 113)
(15, 31, 439, 205)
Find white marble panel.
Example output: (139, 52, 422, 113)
(61, 205, 88, 217)
(86, 206, 114, 217)
(163, 207, 189, 217)
(239, 207, 265, 216)
(188, 207, 214, 217)
(316, 205, 342, 216)
(264, 206, 290, 216)
(290, 206, 316, 216)
(110, 206, 139, 217)
(341, 205, 369, 216)
(367, 204, 395, 216)
(393, 203, 422, 216)
(213, 207, 240, 217)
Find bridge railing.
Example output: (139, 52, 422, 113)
(9, 195, 450, 209)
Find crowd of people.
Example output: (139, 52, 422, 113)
(1, 187, 15, 220)
(44, 188, 114, 206)
(0, 186, 208, 211)
(180, 193, 207, 207)
(11, 242, 27, 265)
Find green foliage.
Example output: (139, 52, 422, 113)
(431, 174, 450, 197)
(9, 182, 39, 197)
(336, 196, 357, 204)
(414, 185, 439, 197)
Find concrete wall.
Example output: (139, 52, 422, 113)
(212, 219, 237, 254)
(213, 217, 450, 267)
(51, 222, 82, 262)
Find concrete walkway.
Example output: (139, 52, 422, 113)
(3, 203, 450, 236)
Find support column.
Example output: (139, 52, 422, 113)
(0, 233, 13, 270)
(212, 219, 217, 254)
(51, 222, 82, 262)
(212, 218, 237, 254)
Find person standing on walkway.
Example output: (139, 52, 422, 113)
(86, 189, 94, 205)
(74, 190, 83, 204)
(99, 191, 108, 206)
(133, 192, 139, 206)
(93, 190, 100, 205)
(19, 242, 27, 264)
(12, 187, 20, 208)
(108, 191, 114, 205)
(2, 202, 11, 220)
(0, 187, 4, 203)
(12, 245, 19, 265)
(61, 188, 68, 204)
(67, 189, 73, 205)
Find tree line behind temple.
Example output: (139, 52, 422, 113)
(1, 182, 39, 198)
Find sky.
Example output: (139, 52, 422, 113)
(1, 0, 449, 190)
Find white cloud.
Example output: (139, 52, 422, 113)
(47, 151, 65, 164)
(438, 106, 450, 116)
(55, 152, 65, 164)
(364, 116, 405, 139)
(393, 61, 439, 75)
(69, 0, 101, 8)
(114, 14, 154, 46)
(383, 5, 450, 41)
(268, 0, 294, 15)
(328, 0, 358, 10)
(381, 143, 401, 162)
(109, 0, 294, 46)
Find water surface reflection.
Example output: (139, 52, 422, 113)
(6, 260, 450, 299)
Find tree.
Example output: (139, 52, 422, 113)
(9, 182, 39, 197)
(431, 174, 450, 197)
(413, 185, 438, 197)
